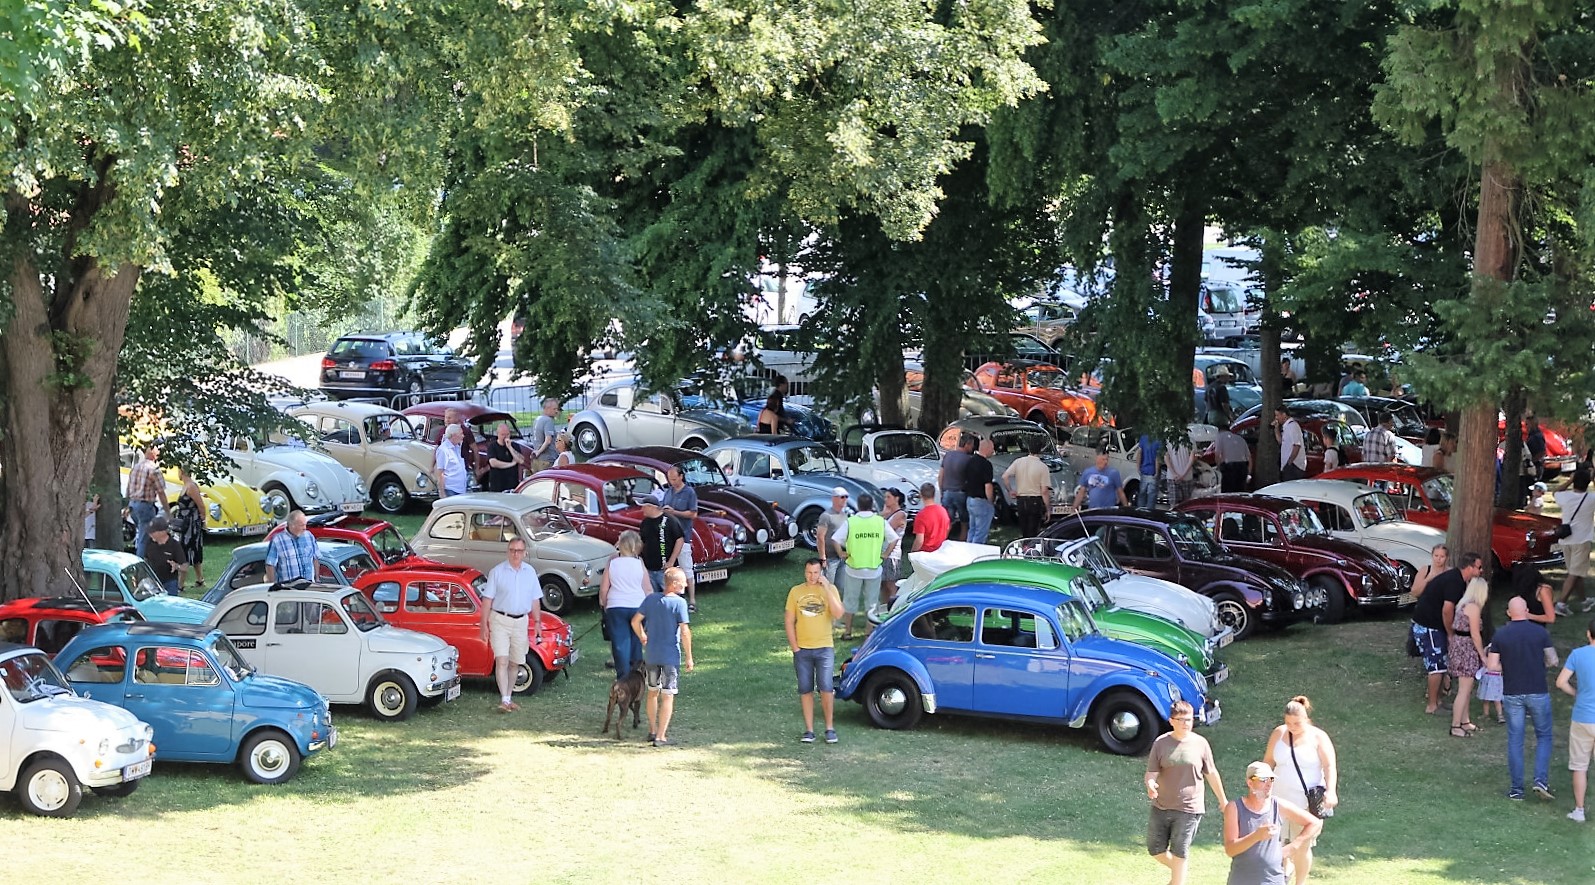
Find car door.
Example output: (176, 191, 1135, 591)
(621, 393, 671, 447)
(1212, 508, 1291, 570)
(401, 579, 486, 675)
(264, 598, 360, 697)
(729, 449, 788, 508)
(970, 606, 1065, 718)
(1301, 498, 1360, 544)
(1104, 524, 1180, 583)
(123, 645, 236, 760)
(902, 604, 975, 710)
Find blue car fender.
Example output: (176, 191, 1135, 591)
(837, 648, 935, 707)
(1065, 673, 1174, 729)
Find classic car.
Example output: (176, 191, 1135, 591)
(837, 580, 1217, 755)
(318, 331, 471, 400)
(354, 563, 576, 695)
(1337, 396, 1431, 444)
(118, 465, 275, 539)
(1500, 417, 1579, 478)
(1191, 355, 1262, 420)
(589, 446, 799, 557)
(1255, 478, 1448, 589)
(1318, 464, 1564, 571)
(679, 380, 837, 443)
(81, 549, 214, 624)
(892, 363, 1019, 424)
(280, 512, 425, 568)
(57, 623, 334, 784)
(287, 401, 439, 513)
(1041, 509, 1326, 640)
(206, 580, 461, 720)
(408, 492, 617, 615)
(565, 376, 749, 458)
(1058, 423, 1221, 505)
(934, 417, 1079, 520)
(1199, 280, 1260, 343)
(516, 464, 743, 586)
(0, 641, 155, 816)
(1175, 494, 1409, 623)
(403, 401, 537, 484)
(704, 436, 883, 548)
(219, 432, 369, 517)
(0, 598, 143, 656)
(835, 425, 943, 513)
(1229, 401, 1422, 469)
(1014, 300, 1077, 350)
(200, 540, 383, 607)
(919, 559, 1229, 683)
(968, 360, 1100, 429)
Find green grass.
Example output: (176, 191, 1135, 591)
(46, 517, 1595, 883)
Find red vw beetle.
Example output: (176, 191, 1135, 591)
(275, 512, 428, 568)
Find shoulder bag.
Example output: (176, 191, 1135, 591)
(1289, 730, 1333, 818)
(1555, 493, 1587, 539)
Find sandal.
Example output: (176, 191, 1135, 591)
(1460, 722, 1478, 733)
(1449, 726, 1472, 738)
(840, 632, 854, 641)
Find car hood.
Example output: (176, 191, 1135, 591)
(858, 458, 940, 489)
(1200, 551, 1300, 588)
(1289, 534, 1400, 569)
(1099, 573, 1220, 637)
(365, 625, 452, 655)
(239, 672, 325, 709)
(249, 447, 366, 497)
(22, 694, 145, 733)
(534, 533, 617, 563)
(1359, 520, 1447, 553)
(677, 409, 748, 439)
(1095, 607, 1210, 669)
(1495, 508, 1561, 536)
(136, 595, 214, 625)
(202, 482, 273, 525)
(1072, 633, 1187, 674)
(695, 487, 785, 531)
(367, 441, 437, 470)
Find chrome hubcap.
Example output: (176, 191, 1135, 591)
(576, 427, 599, 453)
(513, 664, 532, 691)
(377, 683, 404, 713)
(1109, 710, 1144, 742)
(264, 491, 290, 519)
(378, 484, 406, 511)
(876, 685, 907, 716)
(253, 741, 288, 774)
(28, 770, 69, 811)
(1216, 600, 1247, 632)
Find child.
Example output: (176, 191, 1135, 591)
(1526, 481, 1548, 515)
(1476, 663, 1504, 723)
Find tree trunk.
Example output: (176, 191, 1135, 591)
(917, 295, 966, 433)
(1165, 191, 1204, 435)
(92, 384, 125, 551)
(1498, 386, 1525, 510)
(0, 250, 140, 600)
(1254, 236, 1286, 487)
(876, 358, 908, 427)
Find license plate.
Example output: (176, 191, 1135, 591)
(123, 759, 152, 781)
(696, 568, 728, 582)
(568, 648, 580, 664)
(1397, 592, 1416, 606)
(445, 684, 461, 702)
(1211, 666, 1230, 685)
(769, 539, 795, 552)
(328, 728, 338, 749)
(340, 502, 364, 513)
(339, 370, 365, 379)
(1216, 632, 1235, 649)
(1204, 700, 1222, 724)
(241, 524, 268, 536)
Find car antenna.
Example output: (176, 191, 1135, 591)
(62, 567, 101, 615)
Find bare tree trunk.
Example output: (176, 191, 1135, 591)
(92, 383, 125, 551)
(876, 359, 907, 427)
(917, 298, 965, 433)
(1255, 237, 1285, 487)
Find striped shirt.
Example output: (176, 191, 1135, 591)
(266, 530, 319, 583)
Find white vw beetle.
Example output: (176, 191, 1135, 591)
(0, 642, 155, 817)
(1258, 478, 1445, 588)
(835, 425, 942, 512)
(205, 582, 460, 721)
(223, 432, 368, 519)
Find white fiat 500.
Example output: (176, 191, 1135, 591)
(205, 582, 460, 722)
(0, 642, 155, 817)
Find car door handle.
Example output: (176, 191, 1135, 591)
(975, 653, 996, 659)
(125, 693, 144, 700)
(265, 642, 282, 647)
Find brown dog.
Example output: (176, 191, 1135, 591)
(601, 660, 645, 740)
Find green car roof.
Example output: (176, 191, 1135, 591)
(923, 558, 1218, 676)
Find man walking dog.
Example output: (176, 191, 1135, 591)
(786, 558, 845, 744)
(633, 567, 694, 746)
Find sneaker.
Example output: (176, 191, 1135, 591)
(1569, 807, 1586, 822)
(824, 729, 838, 744)
(646, 732, 656, 743)
(1582, 598, 1595, 612)
(1555, 602, 1574, 617)
(1508, 790, 1524, 801)
(653, 738, 674, 747)
(800, 731, 816, 743)
(1534, 781, 1555, 800)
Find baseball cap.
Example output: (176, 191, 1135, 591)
(1246, 761, 1276, 781)
(831, 487, 849, 497)
(148, 517, 170, 533)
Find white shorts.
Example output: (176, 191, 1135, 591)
(1562, 541, 1591, 578)
(679, 540, 695, 584)
(489, 610, 530, 660)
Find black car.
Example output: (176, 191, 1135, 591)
(319, 332, 470, 400)
(1042, 508, 1325, 639)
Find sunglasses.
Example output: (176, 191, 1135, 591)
(1249, 776, 1274, 782)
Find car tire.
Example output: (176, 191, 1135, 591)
(795, 508, 822, 550)
(238, 729, 303, 785)
(408, 377, 424, 395)
(261, 483, 294, 521)
(681, 438, 707, 451)
(1094, 690, 1160, 756)
(572, 423, 604, 458)
(90, 780, 140, 799)
(371, 475, 409, 514)
(1212, 590, 1254, 641)
(862, 669, 924, 730)
(1027, 410, 1049, 426)
(539, 576, 573, 615)
(1313, 576, 1348, 625)
(517, 655, 548, 695)
(17, 757, 83, 817)
(366, 672, 420, 721)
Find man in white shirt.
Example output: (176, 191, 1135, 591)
(1275, 407, 1307, 481)
(433, 423, 468, 497)
(479, 538, 545, 713)
(1554, 470, 1595, 616)
(1164, 441, 1196, 507)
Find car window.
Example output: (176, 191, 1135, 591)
(60, 645, 127, 684)
(339, 592, 383, 632)
(369, 581, 402, 613)
(82, 570, 119, 602)
(134, 647, 218, 687)
(339, 553, 378, 582)
(322, 418, 360, 446)
(1308, 500, 1355, 532)
(599, 391, 619, 407)
(520, 479, 556, 500)
(229, 559, 268, 590)
(937, 427, 961, 449)
(218, 601, 268, 635)
(1055, 600, 1096, 642)
(1219, 511, 1266, 543)
(400, 581, 477, 614)
(552, 483, 591, 514)
(275, 600, 348, 635)
(429, 512, 466, 541)
(1109, 526, 1170, 560)
(470, 512, 520, 543)
(605, 476, 659, 509)
(33, 619, 86, 656)
(979, 607, 1056, 650)
(330, 339, 390, 360)
(739, 451, 778, 480)
(1069, 426, 1105, 449)
(909, 606, 975, 642)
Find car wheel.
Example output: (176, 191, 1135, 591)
(17, 757, 83, 817)
(681, 438, 707, 451)
(1094, 690, 1160, 756)
(516, 655, 548, 695)
(1124, 479, 1140, 507)
(994, 494, 1016, 525)
(408, 377, 424, 395)
(371, 475, 409, 514)
(90, 780, 140, 798)
(261, 483, 294, 521)
(796, 508, 822, 549)
(1026, 410, 1049, 426)
(239, 729, 302, 785)
(572, 423, 604, 457)
(1212, 591, 1254, 641)
(1313, 576, 1348, 625)
(862, 669, 924, 730)
(539, 576, 573, 615)
(367, 672, 419, 721)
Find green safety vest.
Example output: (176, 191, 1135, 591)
(844, 513, 886, 570)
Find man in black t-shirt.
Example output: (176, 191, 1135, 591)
(963, 440, 996, 544)
(1411, 551, 1484, 714)
(639, 498, 684, 593)
(484, 422, 527, 492)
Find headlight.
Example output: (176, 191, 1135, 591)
(733, 525, 747, 543)
(305, 482, 321, 499)
(1362, 574, 1372, 591)
(755, 528, 769, 544)
(143, 724, 155, 741)
(353, 474, 367, 496)
(259, 495, 273, 512)
(1293, 590, 1304, 609)
(98, 738, 111, 756)
(416, 474, 431, 489)
(788, 522, 798, 538)
(1168, 683, 1182, 702)
(721, 536, 735, 554)
(208, 503, 222, 520)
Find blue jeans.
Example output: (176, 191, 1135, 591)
(966, 497, 995, 544)
(647, 570, 666, 593)
(793, 646, 836, 694)
(604, 606, 642, 674)
(129, 500, 158, 558)
(161, 578, 181, 596)
(1504, 692, 1554, 792)
(941, 490, 968, 528)
(1137, 473, 1159, 509)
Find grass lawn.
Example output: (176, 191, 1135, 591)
(26, 515, 1593, 884)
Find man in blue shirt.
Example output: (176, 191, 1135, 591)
(1137, 433, 1162, 509)
(632, 567, 694, 747)
(265, 510, 318, 583)
(1554, 618, 1595, 821)
(661, 467, 701, 611)
(1487, 596, 1560, 801)
(1074, 451, 1128, 511)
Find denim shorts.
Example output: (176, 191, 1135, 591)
(1411, 622, 1448, 674)
(793, 646, 836, 694)
(645, 664, 680, 695)
(1146, 807, 1202, 858)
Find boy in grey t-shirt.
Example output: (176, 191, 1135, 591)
(816, 488, 851, 585)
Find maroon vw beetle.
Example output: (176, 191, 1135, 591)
(589, 446, 798, 557)
(402, 401, 537, 484)
(1176, 494, 1409, 624)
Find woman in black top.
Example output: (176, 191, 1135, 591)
(757, 375, 789, 434)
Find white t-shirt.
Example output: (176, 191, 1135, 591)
(1322, 447, 1340, 471)
(1165, 445, 1195, 481)
(605, 556, 648, 609)
(1280, 420, 1307, 470)
(482, 561, 544, 615)
(1553, 490, 1595, 545)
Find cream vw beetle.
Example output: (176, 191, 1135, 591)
(1257, 478, 1444, 590)
(222, 431, 368, 519)
(409, 492, 618, 615)
(835, 425, 942, 512)
(287, 401, 438, 514)
(205, 582, 460, 721)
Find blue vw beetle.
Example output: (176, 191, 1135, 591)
(837, 578, 1218, 755)
(201, 539, 381, 607)
(56, 623, 334, 784)
(81, 549, 213, 624)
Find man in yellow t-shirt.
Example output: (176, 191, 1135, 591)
(785, 558, 846, 744)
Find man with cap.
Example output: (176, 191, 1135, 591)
(639, 494, 684, 593)
(816, 488, 851, 586)
(1361, 412, 1399, 464)
(143, 517, 189, 596)
(1222, 760, 1321, 885)
(1204, 366, 1234, 426)
(265, 510, 318, 584)
(433, 423, 469, 497)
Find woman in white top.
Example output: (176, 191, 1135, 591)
(599, 530, 649, 673)
(1420, 428, 1441, 468)
(1261, 696, 1338, 885)
(880, 488, 909, 608)
(552, 433, 576, 469)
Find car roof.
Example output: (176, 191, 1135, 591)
(712, 435, 815, 449)
(228, 581, 359, 598)
(292, 400, 404, 419)
(0, 597, 136, 616)
(303, 513, 391, 533)
(1072, 507, 1202, 526)
(1179, 493, 1316, 514)
(359, 563, 483, 582)
(0, 641, 36, 657)
(1320, 464, 1439, 482)
(1259, 479, 1370, 499)
(334, 331, 423, 343)
(598, 446, 705, 466)
(537, 464, 648, 483)
(430, 491, 555, 513)
(908, 581, 1078, 610)
(80, 622, 217, 642)
(82, 548, 142, 569)
(947, 415, 1050, 431)
(231, 539, 367, 560)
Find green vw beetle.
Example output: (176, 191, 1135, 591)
(921, 559, 1229, 685)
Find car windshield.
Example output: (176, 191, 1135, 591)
(339, 591, 384, 632)
(677, 456, 729, 486)
(873, 433, 939, 461)
(989, 429, 1055, 456)
(1074, 538, 1127, 581)
(1026, 368, 1072, 390)
(330, 338, 389, 359)
(1353, 492, 1403, 525)
(1169, 519, 1225, 560)
(208, 635, 254, 680)
(787, 444, 840, 475)
(1422, 474, 1454, 511)
(369, 525, 413, 564)
(1277, 507, 1327, 538)
(0, 652, 73, 703)
(1055, 598, 1099, 641)
(121, 561, 165, 601)
(1387, 405, 1428, 437)
(339, 553, 379, 582)
(1206, 286, 1247, 313)
(1069, 573, 1114, 610)
(365, 415, 420, 441)
(524, 507, 576, 540)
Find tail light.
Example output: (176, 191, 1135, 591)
(321, 357, 336, 369)
(370, 360, 396, 371)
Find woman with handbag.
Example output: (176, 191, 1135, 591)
(1261, 696, 1337, 885)
(599, 531, 648, 674)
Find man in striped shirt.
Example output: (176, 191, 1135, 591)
(126, 444, 166, 558)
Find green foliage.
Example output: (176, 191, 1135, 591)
(44, 330, 95, 392)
